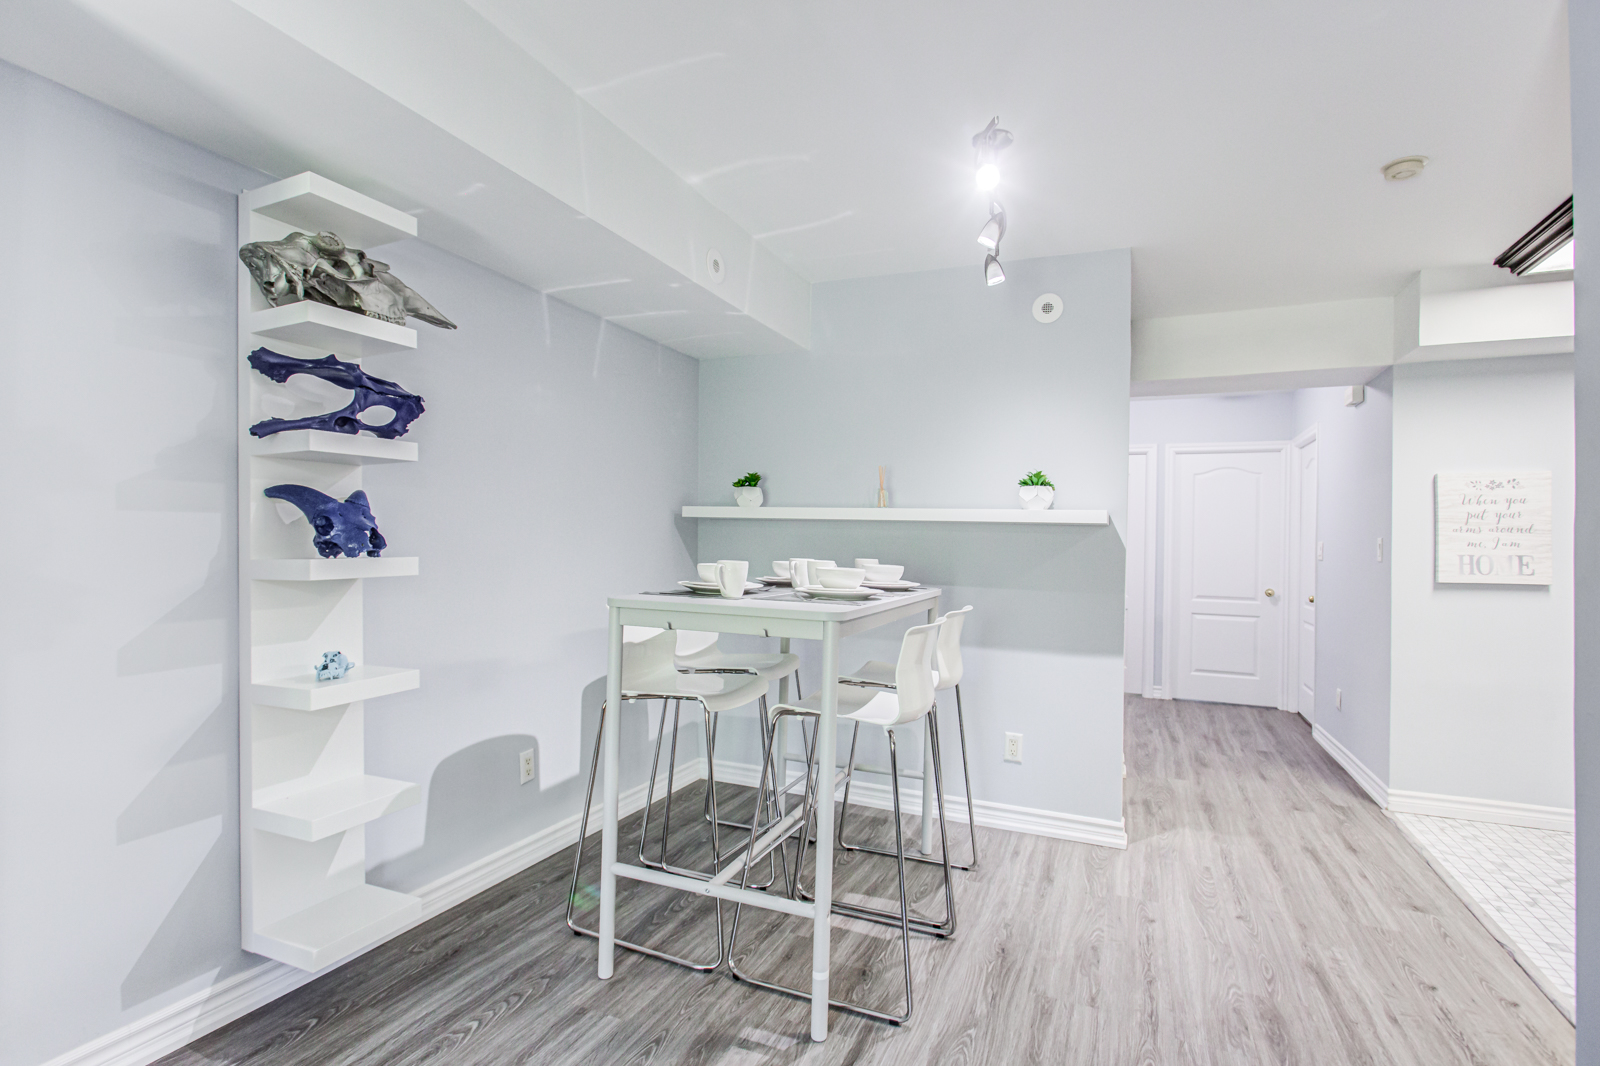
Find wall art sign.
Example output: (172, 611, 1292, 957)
(1434, 471, 1552, 585)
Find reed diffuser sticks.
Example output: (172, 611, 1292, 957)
(877, 465, 888, 507)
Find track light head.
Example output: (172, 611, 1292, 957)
(972, 116, 1013, 191)
(984, 253, 1006, 286)
(977, 203, 1007, 249)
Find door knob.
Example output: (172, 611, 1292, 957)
(1308, 595, 1314, 603)
(1265, 588, 1276, 597)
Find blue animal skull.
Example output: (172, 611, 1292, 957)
(247, 348, 424, 440)
(265, 485, 387, 558)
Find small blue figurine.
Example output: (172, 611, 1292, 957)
(265, 484, 387, 558)
(247, 348, 425, 439)
(316, 651, 353, 681)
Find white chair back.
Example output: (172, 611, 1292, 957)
(935, 606, 973, 689)
(887, 620, 942, 726)
(674, 630, 720, 657)
(621, 628, 679, 689)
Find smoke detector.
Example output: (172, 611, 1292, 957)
(1033, 293, 1063, 323)
(1382, 156, 1428, 181)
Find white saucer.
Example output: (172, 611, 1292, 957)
(861, 580, 920, 590)
(759, 576, 792, 586)
(679, 580, 764, 594)
(796, 585, 879, 600)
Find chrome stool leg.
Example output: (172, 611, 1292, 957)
(566, 699, 725, 972)
(726, 707, 914, 1025)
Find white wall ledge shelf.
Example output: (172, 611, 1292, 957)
(251, 665, 420, 712)
(253, 774, 421, 841)
(682, 505, 1109, 525)
(254, 884, 420, 971)
(252, 430, 418, 465)
(243, 172, 418, 250)
(249, 302, 417, 357)
(251, 557, 419, 581)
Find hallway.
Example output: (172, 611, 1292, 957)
(160, 698, 1574, 1065)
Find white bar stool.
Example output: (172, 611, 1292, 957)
(839, 605, 978, 870)
(566, 628, 770, 971)
(727, 620, 953, 1025)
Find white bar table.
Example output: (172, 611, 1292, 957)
(598, 584, 941, 1041)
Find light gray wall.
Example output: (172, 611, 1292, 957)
(1571, 0, 1598, 1050)
(0, 61, 699, 1066)
(1294, 378, 1393, 782)
(697, 252, 1131, 825)
(1389, 356, 1574, 809)
(1128, 392, 1299, 684)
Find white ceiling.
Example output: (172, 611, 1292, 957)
(468, 0, 1572, 317)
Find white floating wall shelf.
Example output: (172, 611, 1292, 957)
(252, 430, 418, 465)
(239, 173, 428, 972)
(251, 666, 421, 712)
(682, 505, 1109, 525)
(250, 557, 420, 582)
(249, 302, 417, 356)
(253, 774, 422, 842)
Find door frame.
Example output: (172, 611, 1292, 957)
(1288, 426, 1318, 721)
(1127, 446, 1159, 697)
(1161, 440, 1293, 709)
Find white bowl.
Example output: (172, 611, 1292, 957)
(816, 567, 866, 590)
(862, 563, 904, 582)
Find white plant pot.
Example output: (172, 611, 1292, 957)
(1018, 485, 1054, 510)
(734, 486, 764, 508)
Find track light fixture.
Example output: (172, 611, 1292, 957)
(971, 118, 1013, 286)
(977, 202, 1006, 250)
(984, 252, 1006, 286)
(972, 116, 1013, 192)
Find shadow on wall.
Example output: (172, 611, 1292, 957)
(369, 676, 687, 891)
(117, 703, 256, 1009)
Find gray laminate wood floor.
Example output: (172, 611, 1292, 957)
(160, 698, 1575, 1065)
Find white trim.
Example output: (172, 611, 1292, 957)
(1128, 445, 1159, 698)
(1287, 426, 1317, 721)
(1387, 790, 1574, 832)
(1312, 723, 1389, 808)
(715, 760, 1128, 850)
(1161, 441, 1292, 706)
(1147, 684, 1167, 700)
(39, 757, 711, 1066)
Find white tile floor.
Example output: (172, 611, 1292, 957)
(1393, 813, 1574, 1004)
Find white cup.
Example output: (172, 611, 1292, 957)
(788, 557, 815, 589)
(716, 559, 749, 598)
(863, 563, 904, 582)
(773, 560, 792, 578)
(854, 558, 878, 567)
(815, 559, 836, 568)
(697, 562, 719, 583)
(817, 566, 865, 589)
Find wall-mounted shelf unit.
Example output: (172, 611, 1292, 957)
(239, 172, 427, 972)
(250, 557, 419, 581)
(252, 429, 417, 465)
(682, 505, 1110, 525)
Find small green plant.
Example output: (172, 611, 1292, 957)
(1018, 470, 1054, 488)
(732, 472, 762, 487)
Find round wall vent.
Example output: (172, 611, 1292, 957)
(707, 248, 726, 284)
(1033, 292, 1063, 323)
(1382, 156, 1428, 181)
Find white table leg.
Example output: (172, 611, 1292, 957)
(776, 637, 791, 815)
(599, 606, 623, 979)
(811, 621, 839, 1041)
(921, 602, 939, 854)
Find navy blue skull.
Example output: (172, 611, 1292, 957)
(265, 485, 387, 558)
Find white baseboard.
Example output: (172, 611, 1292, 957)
(1144, 684, 1167, 700)
(40, 757, 711, 1066)
(1312, 724, 1389, 808)
(1387, 789, 1574, 833)
(714, 760, 1128, 850)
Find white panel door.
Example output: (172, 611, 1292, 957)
(1125, 448, 1153, 693)
(1294, 439, 1318, 721)
(1169, 445, 1287, 707)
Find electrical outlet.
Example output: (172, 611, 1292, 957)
(1316, 541, 1324, 561)
(1335, 688, 1343, 710)
(519, 748, 536, 785)
(1004, 732, 1023, 763)
(1376, 537, 1384, 562)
